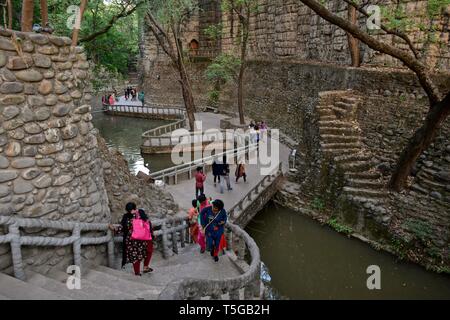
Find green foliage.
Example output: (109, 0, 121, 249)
(427, 0, 450, 16)
(403, 218, 433, 244)
(207, 89, 220, 107)
(205, 53, 241, 84)
(204, 23, 223, 41)
(147, 0, 197, 27)
(327, 217, 353, 235)
(310, 197, 325, 212)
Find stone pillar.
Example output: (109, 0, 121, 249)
(0, 30, 111, 271)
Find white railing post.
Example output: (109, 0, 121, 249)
(107, 229, 115, 268)
(9, 223, 25, 281)
(73, 224, 82, 270)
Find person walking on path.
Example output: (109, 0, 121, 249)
(138, 90, 145, 107)
(195, 167, 206, 198)
(235, 163, 247, 183)
(212, 158, 222, 187)
(200, 199, 227, 262)
(108, 94, 115, 105)
(187, 199, 199, 244)
(109, 203, 154, 276)
(219, 156, 232, 193)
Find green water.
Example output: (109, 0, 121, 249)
(246, 202, 450, 300)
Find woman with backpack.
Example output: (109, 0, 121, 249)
(109, 203, 154, 276)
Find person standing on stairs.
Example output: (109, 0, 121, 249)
(197, 194, 211, 254)
(109, 203, 154, 276)
(200, 199, 227, 262)
(187, 199, 200, 245)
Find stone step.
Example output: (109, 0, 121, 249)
(335, 101, 356, 110)
(26, 270, 92, 300)
(84, 268, 161, 300)
(320, 142, 361, 150)
(323, 148, 361, 156)
(345, 171, 382, 180)
(319, 126, 359, 136)
(347, 179, 384, 189)
(317, 107, 334, 116)
(349, 195, 383, 205)
(417, 176, 447, 189)
(340, 160, 376, 172)
(320, 115, 338, 121)
(330, 105, 348, 116)
(343, 187, 387, 198)
(321, 134, 360, 143)
(334, 152, 372, 163)
(341, 97, 360, 105)
(41, 269, 140, 300)
(0, 272, 70, 300)
(318, 120, 355, 128)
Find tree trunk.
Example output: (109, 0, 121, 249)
(389, 92, 450, 191)
(40, 0, 48, 27)
(237, 63, 246, 125)
(71, 0, 88, 47)
(7, 0, 12, 29)
(179, 66, 197, 131)
(347, 5, 360, 67)
(21, 0, 34, 32)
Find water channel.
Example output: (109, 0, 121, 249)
(93, 111, 450, 300)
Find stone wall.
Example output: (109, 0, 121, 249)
(0, 30, 110, 273)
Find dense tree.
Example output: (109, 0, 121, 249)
(222, 0, 259, 125)
(298, 0, 450, 191)
(144, 0, 197, 130)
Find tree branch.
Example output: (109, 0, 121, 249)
(298, 0, 440, 106)
(80, 1, 143, 42)
(144, 10, 177, 63)
(342, 0, 419, 59)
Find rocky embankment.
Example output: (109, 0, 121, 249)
(96, 134, 179, 222)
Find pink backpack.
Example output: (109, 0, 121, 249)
(131, 214, 152, 241)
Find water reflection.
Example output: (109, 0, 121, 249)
(246, 202, 450, 300)
(92, 111, 174, 174)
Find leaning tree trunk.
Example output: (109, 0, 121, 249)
(389, 92, 450, 191)
(237, 16, 249, 125)
(237, 62, 246, 125)
(179, 66, 197, 131)
(40, 0, 48, 27)
(347, 5, 360, 67)
(21, 0, 34, 32)
(7, 0, 12, 29)
(71, 0, 88, 46)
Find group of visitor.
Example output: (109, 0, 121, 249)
(124, 86, 137, 101)
(249, 121, 268, 144)
(195, 156, 247, 196)
(188, 195, 227, 262)
(102, 93, 118, 106)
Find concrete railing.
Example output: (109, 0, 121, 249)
(0, 215, 260, 300)
(228, 162, 284, 221)
(103, 103, 186, 118)
(0, 215, 194, 281)
(159, 222, 261, 300)
(149, 143, 258, 184)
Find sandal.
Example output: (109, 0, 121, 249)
(143, 267, 153, 273)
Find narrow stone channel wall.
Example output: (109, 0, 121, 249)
(0, 30, 110, 273)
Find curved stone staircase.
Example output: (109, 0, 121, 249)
(0, 244, 242, 300)
(317, 91, 390, 223)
